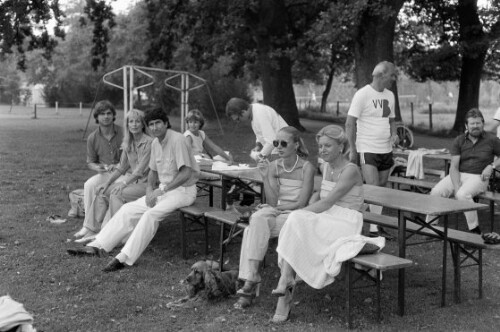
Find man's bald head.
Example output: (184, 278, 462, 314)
(371, 61, 397, 91)
(372, 61, 396, 78)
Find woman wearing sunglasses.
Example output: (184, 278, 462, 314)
(234, 126, 315, 309)
(270, 125, 365, 323)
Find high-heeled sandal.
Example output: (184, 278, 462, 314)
(236, 280, 261, 298)
(233, 296, 253, 310)
(271, 286, 295, 323)
(271, 281, 295, 297)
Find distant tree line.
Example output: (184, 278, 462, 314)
(0, 0, 499, 133)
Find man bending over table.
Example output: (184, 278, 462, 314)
(426, 108, 500, 234)
(67, 108, 200, 272)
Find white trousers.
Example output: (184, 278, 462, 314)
(89, 185, 197, 265)
(426, 173, 488, 230)
(238, 206, 289, 281)
(83, 173, 126, 232)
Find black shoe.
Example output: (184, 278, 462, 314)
(67, 246, 107, 257)
(239, 194, 255, 206)
(378, 227, 395, 240)
(103, 258, 125, 273)
(470, 226, 482, 235)
(368, 228, 395, 241)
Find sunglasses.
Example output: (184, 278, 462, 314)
(273, 140, 289, 148)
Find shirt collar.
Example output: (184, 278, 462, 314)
(465, 130, 485, 141)
(97, 124, 118, 138)
(135, 133, 150, 146)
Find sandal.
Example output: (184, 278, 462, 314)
(233, 296, 253, 309)
(236, 280, 261, 298)
(271, 286, 295, 323)
(47, 215, 67, 224)
(271, 281, 295, 297)
(482, 232, 500, 244)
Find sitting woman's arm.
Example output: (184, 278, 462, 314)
(203, 136, 233, 164)
(303, 165, 360, 214)
(276, 161, 315, 211)
(259, 159, 279, 207)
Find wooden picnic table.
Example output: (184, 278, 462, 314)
(393, 148, 452, 175)
(363, 184, 487, 309)
(199, 164, 263, 209)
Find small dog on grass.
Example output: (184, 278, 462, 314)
(167, 260, 240, 308)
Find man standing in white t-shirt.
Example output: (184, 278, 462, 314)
(345, 61, 399, 238)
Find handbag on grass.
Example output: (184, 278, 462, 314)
(68, 189, 85, 218)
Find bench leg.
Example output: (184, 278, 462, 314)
(377, 270, 382, 322)
(346, 261, 353, 329)
(209, 186, 214, 207)
(450, 243, 461, 304)
(490, 201, 494, 232)
(479, 249, 483, 299)
(441, 215, 449, 307)
(397, 211, 406, 316)
(203, 216, 209, 257)
(219, 222, 225, 272)
(179, 212, 187, 260)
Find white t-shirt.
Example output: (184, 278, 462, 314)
(184, 130, 206, 155)
(347, 84, 395, 154)
(251, 103, 288, 157)
(494, 107, 500, 138)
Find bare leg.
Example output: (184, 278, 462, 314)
(271, 259, 296, 323)
(272, 260, 296, 296)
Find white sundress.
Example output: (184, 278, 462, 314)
(276, 163, 364, 289)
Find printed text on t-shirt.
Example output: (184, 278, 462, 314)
(372, 99, 391, 117)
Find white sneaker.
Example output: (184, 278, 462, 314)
(68, 207, 78, 218)
(74, 233, 97, 244)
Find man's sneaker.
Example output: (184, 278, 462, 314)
(68, 206, 78, 218)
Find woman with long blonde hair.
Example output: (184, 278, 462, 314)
(74, 109, 153, 242)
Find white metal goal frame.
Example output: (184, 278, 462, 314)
(84, 65, 223, 138)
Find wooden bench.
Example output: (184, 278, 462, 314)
(477, 191, 500, 232)
(346, 252, 413, 329)
(204, 210, 249, 271)
(178, 202, 224, 259)
(388, 175, 437, 193)
(388, 177, 500, 232)
(362, 211, 499, 303)
(196, 179, 223, 207)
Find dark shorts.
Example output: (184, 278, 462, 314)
(359, 152, 394, 171)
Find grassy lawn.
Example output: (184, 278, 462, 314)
(1, 106, 500, 331)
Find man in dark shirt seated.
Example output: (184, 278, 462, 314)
(426, 108, 500, 234)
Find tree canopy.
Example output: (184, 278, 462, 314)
(0, 0, 65, 70)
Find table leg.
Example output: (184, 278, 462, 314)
(221, 177, 229, 210)
(490, 200, 494, 232)
(451, 243, 461, 304)
(441, 215, 448, 307)
(397, 210, 406, 316)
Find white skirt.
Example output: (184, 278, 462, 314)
(277, 205, 363, 289)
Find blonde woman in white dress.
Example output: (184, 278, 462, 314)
(234, 126, 315, 309)
(271, 124, 364, 323)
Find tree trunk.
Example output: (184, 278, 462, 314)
(321, 48, 336, 114)
(320, 65, 334, 114)
(453, 0, 488, 133)
(353, 0, 405, 122)
(252, 0, 304, 131)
